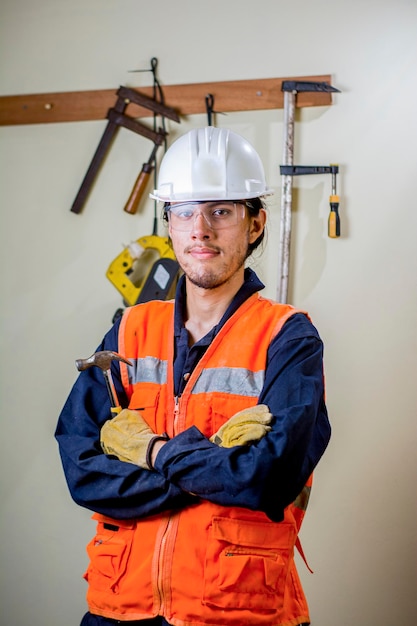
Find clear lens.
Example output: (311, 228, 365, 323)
(167, 202, 245, 231)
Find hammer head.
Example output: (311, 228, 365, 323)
(75, 350, 132, 372)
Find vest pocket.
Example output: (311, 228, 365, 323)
(83, 514, 135, 593)
(128, 385, 161, 432)
(210, 395, 258, 437)
(202, 516, 295, 611)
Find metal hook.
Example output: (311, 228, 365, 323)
(128, 57, 159, 83)
(205, 94, 227, 126)
(205, 94, 215, 126)
(128, 57, 165, 108)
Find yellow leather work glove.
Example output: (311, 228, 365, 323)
(210, 404, 272, 448)
(100, 408, 169, 469)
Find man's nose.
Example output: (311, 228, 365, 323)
(191, 210, 213, 236)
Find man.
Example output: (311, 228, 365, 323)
(56, 126, 331, 626)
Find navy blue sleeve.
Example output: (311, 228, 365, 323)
(153, 313, 331, 522)
(55, 319, 197, 520)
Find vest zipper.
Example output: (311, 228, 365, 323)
(153, 398, 181, 612)
(156, 516, 170, 613)
(173, 396, 180, 435)
(151, 395, 182, 612)
(154, 512, 179, 615)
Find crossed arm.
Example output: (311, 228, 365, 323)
(55, 313, 330, 522)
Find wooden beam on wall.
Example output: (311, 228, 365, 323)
(0, 75, 334, 126)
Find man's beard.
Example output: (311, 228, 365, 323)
(184, 253, 247, 290)
(186, 269, 234, 290)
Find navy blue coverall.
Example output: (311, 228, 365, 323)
(55, 268, 330, 626)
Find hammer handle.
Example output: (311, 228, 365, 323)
(103, 369, 121, 410)
(124, 162, 154, 214)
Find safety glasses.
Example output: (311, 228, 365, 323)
(166, 201, 246, 231)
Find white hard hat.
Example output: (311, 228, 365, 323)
(150, 126, 273, 203)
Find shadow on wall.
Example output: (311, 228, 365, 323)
(288, 183, 330, 302)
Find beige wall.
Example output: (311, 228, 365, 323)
(1, 1, 416, 624)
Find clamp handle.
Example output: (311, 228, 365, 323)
(328, 195, 341, 238)
(328, 165, 341, 238)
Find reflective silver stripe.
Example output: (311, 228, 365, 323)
(128, 356, 168, 385)
(192, 367, 264, 397)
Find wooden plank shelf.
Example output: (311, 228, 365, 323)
(0, 75, 334, 126)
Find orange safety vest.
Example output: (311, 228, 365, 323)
(84, 293, 312, 626)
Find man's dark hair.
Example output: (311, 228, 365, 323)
(245, 197, 266, 257)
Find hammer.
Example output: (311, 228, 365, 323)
(75, 350, 132, 416)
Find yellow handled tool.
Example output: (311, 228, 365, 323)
(328, 164, 341, 238)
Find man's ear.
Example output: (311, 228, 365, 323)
(249, 208, 267, 244)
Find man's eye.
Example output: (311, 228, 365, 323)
(176, 209, 193, 219)
(212, 208, 231, 217)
